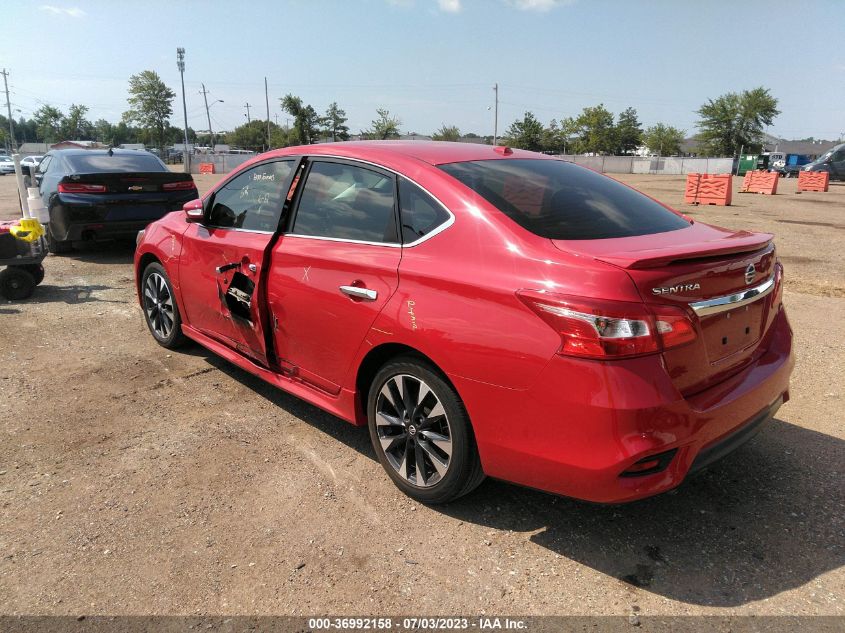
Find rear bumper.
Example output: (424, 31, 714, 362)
(49, 194, 195, 241)
(453, 307, 794, 503)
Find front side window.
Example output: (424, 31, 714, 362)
(207, 160, 293, 231)
(292, 161, 397, 243)
(439, 159, 691, 240)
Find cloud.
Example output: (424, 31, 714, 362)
(39, 5, 86, 17)
(506, 0, 572, 11)
(437, 0, 462, 12)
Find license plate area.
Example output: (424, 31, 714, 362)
(700, 302, 765, 362)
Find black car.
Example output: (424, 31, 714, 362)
(35, 149, 198, 253)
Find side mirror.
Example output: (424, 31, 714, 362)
(183, 199, 204, 222)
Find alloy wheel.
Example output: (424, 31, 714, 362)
(375, 374, 453, 487)
(143, 272, 175, 340)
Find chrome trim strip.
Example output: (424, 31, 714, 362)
(689, 274, 776, 317)
(284, 233, 402, 248)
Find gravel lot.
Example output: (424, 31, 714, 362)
(0, 168, 842, 617)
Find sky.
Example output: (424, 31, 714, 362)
(1, 0, 844, 141)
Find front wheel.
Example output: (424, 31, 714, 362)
(367, 357, 485, 504)
(141, 262, 186, 348)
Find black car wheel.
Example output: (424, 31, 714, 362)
(141, 262, 186, 348)
(46, 225, 73, 254)
(0, 267, 36, 300)
(367, 356, 485, 504)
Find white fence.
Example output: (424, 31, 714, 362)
(559, 155, 734, 175)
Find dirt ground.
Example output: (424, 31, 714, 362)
(0, 168, 842, 618)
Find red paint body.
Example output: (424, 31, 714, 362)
(135, 142, 793, 503)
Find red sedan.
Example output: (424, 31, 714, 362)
(134, 142, 793, 504)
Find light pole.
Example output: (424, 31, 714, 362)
(493, 82, 499, 145)
(177, 48, 190, 172)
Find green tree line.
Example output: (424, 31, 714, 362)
(1, 70, 779, 159)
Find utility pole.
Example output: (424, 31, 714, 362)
(200, 84, 213, 149)
(176, 48, 190, 173)
(493, 82, 499, 146)
(1, 69, 16, 152)
(244, 102, 252, 124)
(264, 77, 271, 150)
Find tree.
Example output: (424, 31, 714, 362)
(122, 70, 175, 151)
(34, 105, 64, 142)
(695, 87, 779, 156)
(643, 123, 685, 156)
(567, 104, 617, 154)
(503, 111, 544, 150)
(281, 94, 320, 144)
(615, 107, 642, 154)
(366, 108, 401, 140)
(541, 119, 566, 153)
(60, 104, 92, 140)
(226, 120, 272, 149)
(432, 124, 461, 142)
(322, 102, 349, 142)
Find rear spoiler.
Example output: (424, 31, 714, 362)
(593, 234, 774, 269)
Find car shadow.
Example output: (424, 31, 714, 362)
(186, 349, 844, 608)
(58, 238, 137, 265)
(27, 283, 122, 305)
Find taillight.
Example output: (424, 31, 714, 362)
(58, 182, 107, 193)
(516, 290, 697, 359)
(162, 180, 196, 191)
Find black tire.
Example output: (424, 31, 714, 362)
(367, 356, 485, 504)
(140, 262, 186, 348)
(46, 225, 73, 254)
(19, 264, 45, 285)
(0, 267, 36, 300)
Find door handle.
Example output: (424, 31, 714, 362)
(215, 261, 240, 274)
(339, 285, 378, 301)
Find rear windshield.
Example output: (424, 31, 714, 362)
(65, 153, 166, 173)
(438, 159, 690, 240)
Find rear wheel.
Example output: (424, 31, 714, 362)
(141, 262, 186, 348)
(367, 356, 485, 504)
(46, 225, 73, 254)
(0, 267, 36, 300)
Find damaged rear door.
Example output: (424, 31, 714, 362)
(179, 159, 298, 365)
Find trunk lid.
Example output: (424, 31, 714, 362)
(553, 223, 780, 395)
(61, 171, 197, 194)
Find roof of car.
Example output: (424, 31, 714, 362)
(267, 141, 550, 166)
(50, 148, 148, 157)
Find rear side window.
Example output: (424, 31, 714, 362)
(208, 160, 293, 231)
(292, 161, 398, 243)
(398, 177, 450, 243)
(438, 159, 690, 240)
(65, 152, 166, 173)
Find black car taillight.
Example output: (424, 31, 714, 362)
(58, 182, 107, 193)
(162, 180, 196, 191)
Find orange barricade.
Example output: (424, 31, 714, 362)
(199, 162, 215, 174)
(797, 171, 829, 192)
(740, 170, 778, 195)
(684, 173, 732, 206)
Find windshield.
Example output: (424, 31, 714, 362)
(439, 159, 691, 240)
(65, 153, 167, 173)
